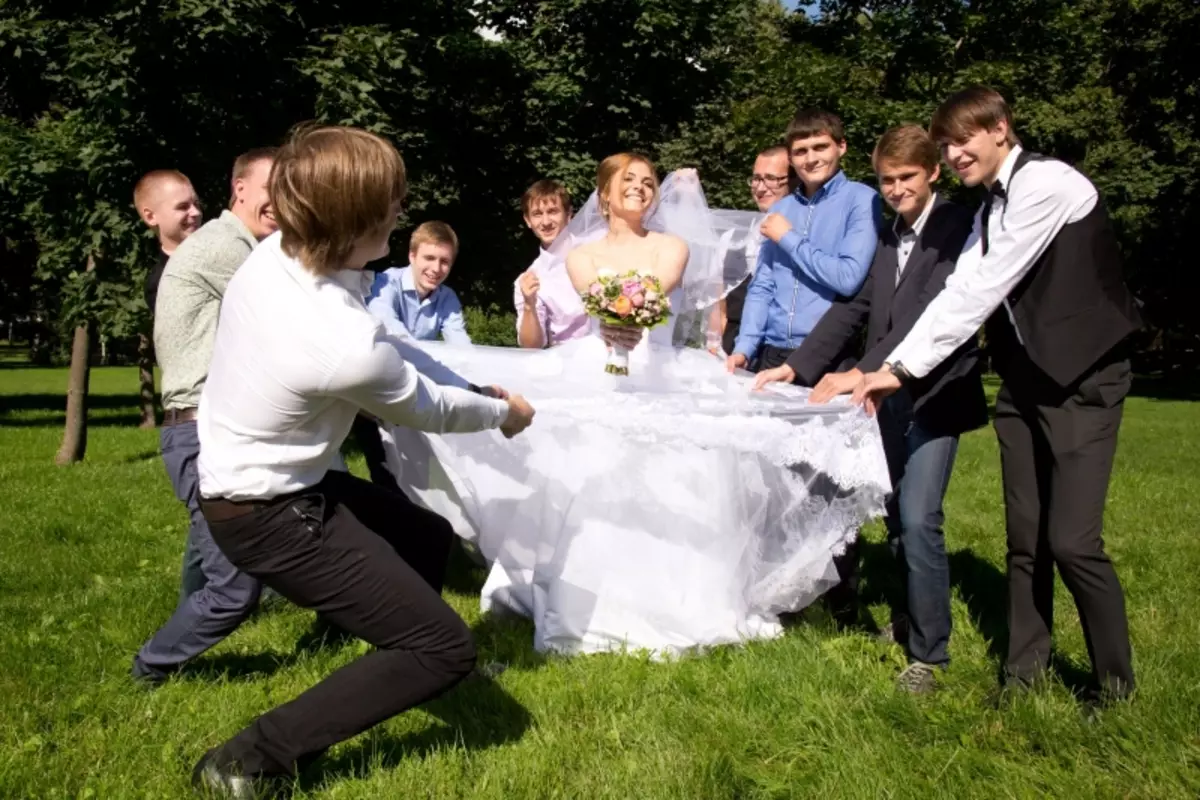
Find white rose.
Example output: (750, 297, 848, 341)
(645, 290, 658, 302)
(597, 268, 617, 279)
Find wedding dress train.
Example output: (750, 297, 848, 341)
(380, 304, 890, 656)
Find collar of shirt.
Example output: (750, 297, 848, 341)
(992, 145, 1023, 197)
(273, 237, 367, 298)
(398, 265, 443, 306)
(793, 170, 847, 206)
(894, 192, 939, 239)
(217, 209, 258, 252)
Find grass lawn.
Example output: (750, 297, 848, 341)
(1, 350, 1199, 798)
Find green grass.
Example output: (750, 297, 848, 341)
(2, 352, 1199, 798)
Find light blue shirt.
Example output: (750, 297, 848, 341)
(366, 266, 471, 345)
(734, 171, 882, 359)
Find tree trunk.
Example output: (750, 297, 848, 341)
(137, 330, 157, 428)
(55, 255, 95, 466)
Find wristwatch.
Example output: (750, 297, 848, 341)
(882, 361, 913, 383)
(467, 383, 483, 395)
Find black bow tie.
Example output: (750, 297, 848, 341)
(989, 181, 1007, 201)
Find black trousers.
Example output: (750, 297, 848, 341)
(201, 471, 476, 777)
(350, 412, 394, 487)
(993, 352, 1134, 696)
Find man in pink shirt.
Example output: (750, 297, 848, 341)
(514, 180, 590, 348)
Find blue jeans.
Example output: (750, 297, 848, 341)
(879, 393, 960, 667)
(133, 420, 262, 680)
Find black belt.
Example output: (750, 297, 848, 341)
(163, 407, 198, 426)
(199, 496, 273, 522)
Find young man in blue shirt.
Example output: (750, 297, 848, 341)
(366, 221, 471, 344)
(727, 108, 882, 374)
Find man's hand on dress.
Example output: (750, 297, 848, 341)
(600, 323, 643, 351)
(500, 394, 535, 439)
(752, 364, 795, 390)
(726, 352, 748, 373)
(760, 213, 793, 244)
(810, 368, 863, 404)
(851, 369, 902, 416)
(518, 269, 540, 303)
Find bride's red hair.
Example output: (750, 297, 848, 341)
(596, 152, 659, 218)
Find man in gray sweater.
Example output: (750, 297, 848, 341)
(132, 147, 279, 684)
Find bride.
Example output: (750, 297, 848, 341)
(379, 154, 891, 656)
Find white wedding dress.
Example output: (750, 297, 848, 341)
(379, 294, 891, 656)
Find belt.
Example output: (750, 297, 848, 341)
(199, 496, 273, 522)
(163, 407, 198, 426)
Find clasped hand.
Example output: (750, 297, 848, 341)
(599, 323, 643, 351)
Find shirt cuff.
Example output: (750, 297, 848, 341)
(732, 338, 757, 361)
(885, 342, 935, 380)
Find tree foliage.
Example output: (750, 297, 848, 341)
(1, 0, 1197, 377)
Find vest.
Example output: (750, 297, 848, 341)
(984, 152, 1142, 389)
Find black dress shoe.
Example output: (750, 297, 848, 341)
(191, 748, 288, 799)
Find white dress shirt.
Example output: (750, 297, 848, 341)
(894, 192, 937, 282)
(197, 233, 509, 501)
(887, 146, 1098, 378)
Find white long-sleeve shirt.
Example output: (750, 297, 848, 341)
(197, 233, 508, 501)
(887, 146, 1098, 378)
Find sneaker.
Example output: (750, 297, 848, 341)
(896, 661, 937, 694)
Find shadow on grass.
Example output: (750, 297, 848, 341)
(182, 606, 539, 791)
(299, 670, 534, 792)
(0, 393, 160, 429)
(948, 548, 1008, 663)
(188, 603, 544, 678)
(0, 393, 144, 411)
(0, 413, 148, 429)
(856, 538, 904, 626)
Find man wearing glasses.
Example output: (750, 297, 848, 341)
(727, 109, 881, 374)
(714, 145, 793, 355)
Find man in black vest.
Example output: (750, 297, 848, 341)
(756, 125, 987, 693)
(853, 87, 1142, 705)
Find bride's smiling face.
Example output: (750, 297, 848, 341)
(609, 160, 657, 217)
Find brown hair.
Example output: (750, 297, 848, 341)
(595, 153, 659, 219)
(872, 125, 940, 173)
(132, 169, 191, 211)
(270, 126, 408, 275)
(930, 86, 1020, 146)
(409, 220, 459, 257)
(228, 146, 280, 207)
(757, 144, 788, 161)
(785, 108, 846, 147)
(522, 179, 572, 217)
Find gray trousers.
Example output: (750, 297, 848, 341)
(133, 420, 261, 680)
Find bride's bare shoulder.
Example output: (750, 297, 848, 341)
(566, 246, 597, 290)
(651, 231, 689, 262)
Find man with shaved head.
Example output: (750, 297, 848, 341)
(133, 169, 202, 313)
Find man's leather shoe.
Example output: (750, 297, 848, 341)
(191, 748, 288, 799)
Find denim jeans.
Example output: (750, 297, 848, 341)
(133, 420, 262, 680)
(879, 393, 961, 667)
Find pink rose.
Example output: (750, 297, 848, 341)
(631, 293, 645, 308)
(589, 283, 603, 296)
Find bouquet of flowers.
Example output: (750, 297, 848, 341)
(580, 268, 672, 375)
